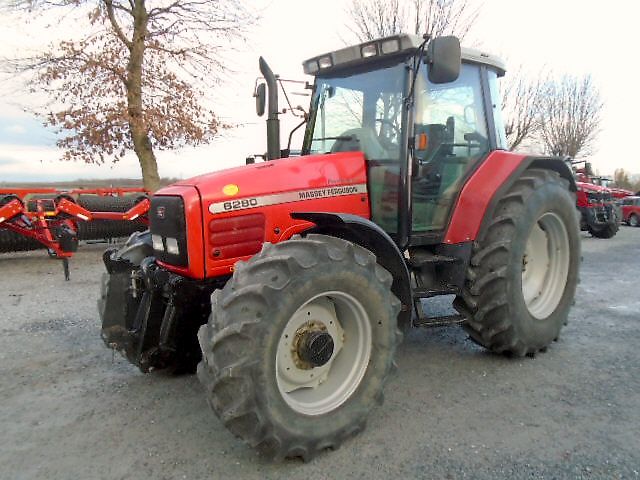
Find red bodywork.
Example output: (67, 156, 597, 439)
(610, 187, 634, 200)
(621, 196, 640, 223)
(154, 152, 369, 279)
(0, 187, 147, 202)
(154, 150, 530, 279)
(574, 181, 617, 231)
(444, 151, 527, 244)
(573, 171, 631, 200)
(575, 181, 609, 208)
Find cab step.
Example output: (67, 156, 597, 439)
(407, 251, 461, 268)
(413, 284, 459, 298)
(414, 314, 467, 328)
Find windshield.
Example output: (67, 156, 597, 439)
(303, 62, 407, 160)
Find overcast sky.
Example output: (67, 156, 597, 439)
(0, 0, 638, 182)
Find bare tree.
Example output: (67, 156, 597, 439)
(344, 0, 479, 143)
(501, 68, 546, 151)
(347, 0, 406, 41)
(3, 1, 252, 191)
(346, 0, 480, 43)
(412, 0, 479, 40)
(613, 168, 633, 190)
(538, 74, 603, 159)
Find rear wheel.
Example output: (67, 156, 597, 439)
(197, 234, 401, 461)
(630, 214, 639, 227)
(454, 168, 580, 356)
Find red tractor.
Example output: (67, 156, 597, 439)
(571, 164, 622, 238)
(99, 35, 580, 460)
(575, 181, 619, 238)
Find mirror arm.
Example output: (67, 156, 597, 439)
(403, 34, 430, 108)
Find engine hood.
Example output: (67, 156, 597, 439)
(155, 151, 371, 279)
(167, 152, 368, 211)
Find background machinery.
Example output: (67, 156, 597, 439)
(571, 161, 621, 238)
(0, 187, 148, 278)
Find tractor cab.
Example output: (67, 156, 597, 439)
(300, 35, 507, 244)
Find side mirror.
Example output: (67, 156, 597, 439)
(255, 83, 266, 116)
(426, 36, 461, 84)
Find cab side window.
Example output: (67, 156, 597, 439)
(412, 63, 489, 232)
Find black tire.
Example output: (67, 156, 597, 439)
(614, 204, 623, 227)
(588, 203, 619, 238)
(0, 195, 43, 253)
(26, 193, 56, 212)
(77, 194, 137, 212)
(588, 221, 618, 238)
(0, 228, 44, 253)
(77, 195, 146, 241)
(1, 194, 23, 207)
(453, 168, 580, 356)
(197, 234, 401, 461)
(629, 214, 639, 228)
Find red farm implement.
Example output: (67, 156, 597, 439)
(0, 187, 149, 279)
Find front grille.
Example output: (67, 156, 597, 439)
(209, 213, 265, 260)
(150, 195, 188, 267)
(586, 192, 601, 203)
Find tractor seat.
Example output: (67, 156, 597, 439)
(331, 128, 389, 160)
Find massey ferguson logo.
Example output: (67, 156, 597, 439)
(208, 183, 368, 214)
(156, 206, 166, 219)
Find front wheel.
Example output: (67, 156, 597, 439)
(588, 221, 619, 239)
(454, 168, 580, 356)
(630, 214, 639, 227)
(197, 234, 401, 461)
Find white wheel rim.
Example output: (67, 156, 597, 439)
(521, 212, 571, 319)
(631, 216, 638, 227)
(275, 291, 372, 416)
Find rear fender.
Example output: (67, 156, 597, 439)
(291, 212, 412, 328)
(444, 153, 576, 244)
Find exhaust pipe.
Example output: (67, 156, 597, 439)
(259, 57, 281, 160)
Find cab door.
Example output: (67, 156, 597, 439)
(410, 62, 492, 238)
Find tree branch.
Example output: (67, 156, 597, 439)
(104, 0, 132, 49)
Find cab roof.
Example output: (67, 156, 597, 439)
(303, 34, 506, 77)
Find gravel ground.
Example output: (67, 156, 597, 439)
(1, 228, 639, 480)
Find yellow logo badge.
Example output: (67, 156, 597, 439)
(222, 184, 239, 196)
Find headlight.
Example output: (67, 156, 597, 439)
(380, 38, 400, 54)
(361, 43, 378, 58)
(318, 55, 333, 69)
(166, 237, 179, 255)
(152, 234, 164, 251)
(305, 60, 319, 74)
